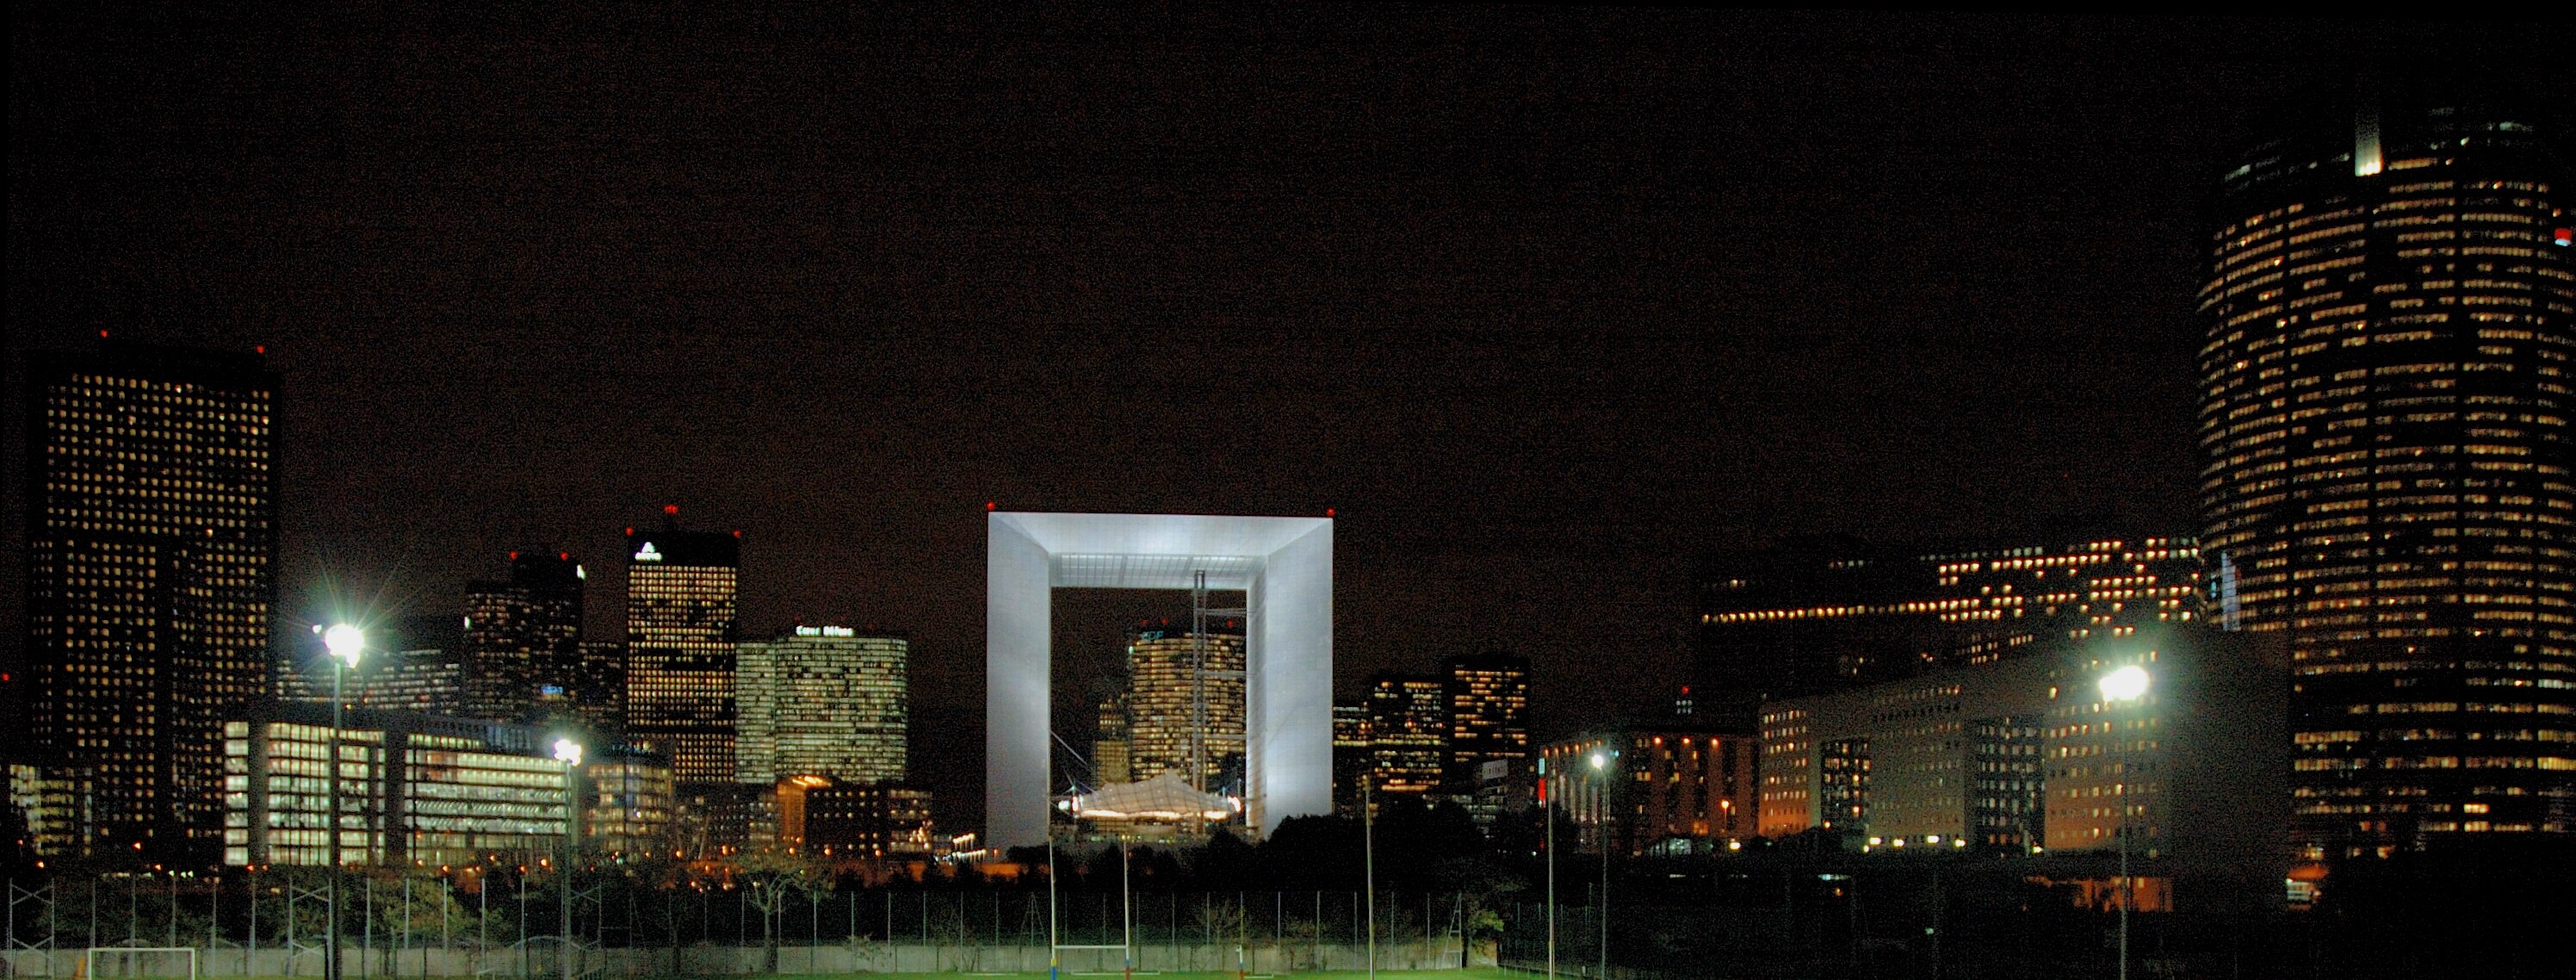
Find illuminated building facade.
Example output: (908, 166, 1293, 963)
(983, 512, 1333, 849)
(623, 520, 740, 785)
(1542, 728, 1758, 855)
(461, 550, 586, 723)
(1366, 673, 1447, 799)
(735, 625, 909, 785)
(1332, 704, 1370, 816)
(220, 702, 672, 867)
(2196, 88, 2575, 856)
(1757, 624, 2288, 885)
(804, 781, 936, 858)
(1445, 652, 1530, 791)
(1122, 622, 1247, 790)
(1695, 537, 2203, 726)
(1093, 693, 1132, 785)
(22, 342, 276, 860)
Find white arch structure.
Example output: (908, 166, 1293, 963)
(987, 511, 1333, 850)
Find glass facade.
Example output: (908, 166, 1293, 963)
(2197, 90, 2575, 856)
(460, 551, 585, 723)
(219, 704, 671, 867)
(1121, 623, 1246, 791)
(1365, 673, 1446, 799)
(735, 626, 909, 785)
(24, 342, 277, 860)
(622, 526, 740, 785)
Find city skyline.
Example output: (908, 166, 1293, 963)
(9, 9, 2570, 833)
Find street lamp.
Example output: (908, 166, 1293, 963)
(318, 623, 363, 980)
(2097, 665, 2151, 980)
(1541, 754, 1554, 980)
(1588, 752, 1610, 980)
(552, 738, 584, 980)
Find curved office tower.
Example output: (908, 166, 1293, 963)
(2196, 82, 2573, 859)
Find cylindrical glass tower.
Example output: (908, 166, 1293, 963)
(2196, 82, 2573, 859)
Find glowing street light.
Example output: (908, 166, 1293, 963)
(2099, 664, 2151, 703)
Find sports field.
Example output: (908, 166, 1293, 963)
(745, 971, 1520, 980)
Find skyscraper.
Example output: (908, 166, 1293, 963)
(734, 625, 908, 785)
(2196, 84, 2575, 857)
(1366, 673, 1447, 799)
(1120, 622, 1247, 791)
(22, 341, 277, 860)
(1445, 651, 1530, 791)
(460, 550, 585, 723)
(623, 514, 740, 786)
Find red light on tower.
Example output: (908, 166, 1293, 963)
(1325, 507, 1335, 518)
(664, 505, 680, 516)
(986, 501, 997, 512)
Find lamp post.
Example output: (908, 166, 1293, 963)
(1541, 755, 1554, 980)
(552, 738, 584, 980)
(2097, 664, 2151, 980)
(319, 623, 363, 980)
(1588, 751, 1610, 980)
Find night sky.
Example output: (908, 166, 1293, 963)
(9, 9, 2567, 824)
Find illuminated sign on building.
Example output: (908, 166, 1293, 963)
(634, 543, 663, 561)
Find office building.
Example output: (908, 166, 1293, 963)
(1541, 727, 1758, 855)
(1366, 673, 1447, 799)
(22, 341, 277, 860)
(2195, 87, 2575, 856)
(735, 625, 909, 785)
(804, 781, 937, 858)
(1093, 692, 1132, 786)
(1757, 624, 2288, 890)
(1332, 704, 1371, 816)
(623, 515, 740, 785)
(1445, 652, 1531, 791)
(1121, 622, 1246, 791)
(220, 702, 672, 867)
(573, 639, 626, 740)
(1695, 537, 2203, 725)
(461, 550, 586, 723)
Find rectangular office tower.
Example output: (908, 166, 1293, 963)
(461, 550, 586, 723)
(21, 341, 277, 861)
(2196, 87, 2574, 856)
(1446, 652, 1531, 789)
(736, 625, 909, 785)
(623, 521, 740, 786)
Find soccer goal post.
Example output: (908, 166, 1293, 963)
(82, 947, 198, 980)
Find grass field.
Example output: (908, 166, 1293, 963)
(743, 971, 1519, 980)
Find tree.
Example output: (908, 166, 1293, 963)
(733, 849, 832, 972)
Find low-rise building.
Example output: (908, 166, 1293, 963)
(1756, 623, 2287, 886)
(220, 702, 672, 867)
(1540, 725, 1760, 855)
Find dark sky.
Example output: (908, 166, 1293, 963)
(9, 8, 2567, 826)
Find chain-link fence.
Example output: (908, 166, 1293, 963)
(3, 870, 1479, 977)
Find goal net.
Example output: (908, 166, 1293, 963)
(82, 947, 198, 980)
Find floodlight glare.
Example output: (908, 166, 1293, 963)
(322, 623, 364, 667)
(2099, 664, 2152, 702)
(552, 738, 584, 767)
